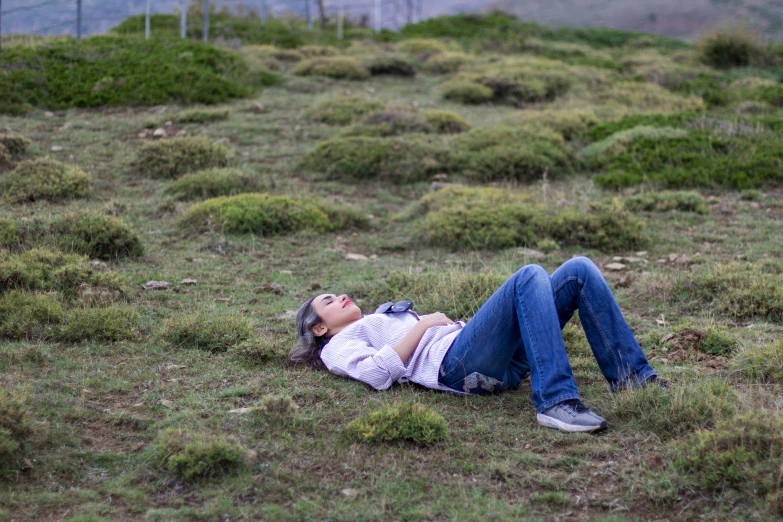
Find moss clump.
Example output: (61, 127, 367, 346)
(604, 379, 735, 440)
(676, 262, 783, 322)
(165, 168, 259, 201)
(292, 57, 370, 80)
(135, 136, 229, 179)
(0, 291, 63, 340)
(1, 158, 90, 203)
(579, 126, 689, 165)
(173, 107, 231, 124)
(449, 125, 575, 182)
(0, 390, 32, 478)
(300, 136, 445, 183)
(623, 191, 708, 214)
(363, 54, 416, 77)
(160, 311, 254, 352)
(397, 38, 448, 56)
(503, 109, 599, 141)
(179, 193, 366, 235)
(251, 395, 300, 425)
(57, 305, 140, 343)
(0, 133, 32, 161)
(699, 327, 738, 357)
(424, 51, 474, 73)
(422, 110, 470, 134)
(303, 96, 385, 126)
(352, 269, 506, 321)
(732, 340, 783, 384)
(0, 248, 125, 298)
(50, 211, 144, 260)
(441, 80, 494, 104)
(341, 112, 431, 138)
(727, 77, 783, 106)
(459, 62, 572, 107)
(588, 81, 705, 114)
(674, 413, 783, 514)
(0, 217, 22, 249)
(417, 186, 645, 251)
(698, 24, 774, 69)
(299, 45, 339, 58)
(155, 428, 248, 480)
(345, 402, 449, 445)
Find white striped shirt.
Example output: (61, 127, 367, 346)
(319, 311, 468, 395)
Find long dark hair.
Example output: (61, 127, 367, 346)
(288, 295, 329, 370)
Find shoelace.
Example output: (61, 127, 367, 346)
(560, 399, 590, 415)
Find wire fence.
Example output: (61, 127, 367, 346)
(0, 0, 427, 46)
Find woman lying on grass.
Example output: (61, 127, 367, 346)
(289, 257, 667, 433)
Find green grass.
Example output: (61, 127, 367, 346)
(2, 13, 783, 521)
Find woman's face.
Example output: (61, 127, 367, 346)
(311, 293, 362, 338)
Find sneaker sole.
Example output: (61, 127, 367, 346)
(536, 413, 608, 433)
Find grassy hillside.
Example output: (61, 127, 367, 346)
(1, 11, 783, 521)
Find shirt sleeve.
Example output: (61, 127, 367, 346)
(320, 336, 406, 391)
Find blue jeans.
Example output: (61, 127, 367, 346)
(438, 257, 657, 413)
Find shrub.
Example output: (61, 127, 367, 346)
(463, 63, 572, 106)
(303, 96, 385, 126)
(352, 269, 506, 321)
(673, 413, 783, 513)
(580, 126, 689, 165)
(604, 379, 736, 440)
(155, 428, 248, 480)
(0, 248, 125, 298)
(179, 193, 367, 235)
(1, 158, 90, 203)
(173, 107, 231, 124)
(165, 168, 259, 200)
(57, 306, 140, 343)
(250, 395, 300, 425)
(0, 134, 32, 161)
(424, 52, 474, 73)
(698, 24, 773, 69)
(0, 291, 64, 340)
(50, 211, 144, 260)
(727, 77, 783, 106)
(161, 311, 253, 352)
(675, 262, 783, 321)
(449, 125, 575, 182)
(623, 191, 708, 214)
(292, 57, 370, 80)
(269, 48, 303, 61)
(345, 402, 449, 445)
(422, 110, 470, 134)
(397, 38, 448, 56)
(416, 186, 645, 251)
(700, 327, 738, 357)
(300, 136, 445, 183)
(0, 144, 8, 170)
(363, 54, 416, 77)
(0, 218, 22, 249)
(441, 80, 494, 104)
(0, 390, 32, 478)
(740, 188, 763, 201)
(135, 136, 229, 179)
(340, 112, 431, 137)
(503, 109, 599, 140)
(584, 112, 700, 142)
(587, 82, 705, 114)
(732, 340, 783, 384)
(299, 45, 339, 58)
(0, 35, 270, 114)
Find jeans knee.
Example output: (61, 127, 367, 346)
(563, 256, 599, 279)
(514, 264, 549, 288)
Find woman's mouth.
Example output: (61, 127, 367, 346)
(343, 300, 352, 308)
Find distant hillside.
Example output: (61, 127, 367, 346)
(2, 0, 783, 42)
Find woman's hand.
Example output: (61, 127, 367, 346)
(419, 312, 454, 328)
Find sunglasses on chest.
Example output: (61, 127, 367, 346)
(375, 299, 417, 317)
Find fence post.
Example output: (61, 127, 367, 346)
(374, 0, 381, 34)
(261, 0, 266, 25)
(202, 0, 209, 41)
(76, 0, 83, 40)
(181, 0, 187, 38)
(306, 0, 312, 30)
(337, 0, 344, 39)
(0, 0, 3, 54)
(145, 0, 151, 39)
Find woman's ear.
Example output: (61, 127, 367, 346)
(311, 322, 328, 338)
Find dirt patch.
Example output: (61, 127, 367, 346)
(648, 328, 730, 369)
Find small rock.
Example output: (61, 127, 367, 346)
(255, 283, 284, 295)
(142, 280, 172, 290)
(623, 256, 647, 264)
(89, 260, 109, 271)
(311, 282, 322, 290)
(250, 101, 266, 113)
(366, 87, 375, 93)
(345, 253, 368, 261)
(341, 488, 360, 498)
(138, 131, 148, 138)
(656, 258, 667, 263)
(432, 173, 448, 182)
(369, 254, 378, 259)
(604, 263, 627, 271)
(215, 297, 232, 303)
(668, 253, 678, 262)
(159, 399, 174, 407)
(635, 251, 648, 256)
(228, 407, 259, 414)
(612, 256, 623, 261)
(153, 128, 167, 137)
(179, 278, 198, 285)
(166, 364, 186, 370)
(164, 120, 173, 127)
(674, 255, 691, 265)
(279, 270, 292, 275)
(175, 129, 187, 137)
(50, 145, 63, 151)
(248, 298, 260, 305)
(278, 309, 298, 320)
(44, 111, 55, 117)
(516, 248, 546, 259)
(429, 181, 447, 191)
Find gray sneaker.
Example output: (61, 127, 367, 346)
(537, 399, 608, 433)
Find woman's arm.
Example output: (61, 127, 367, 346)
(392, 313, 453, 364)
